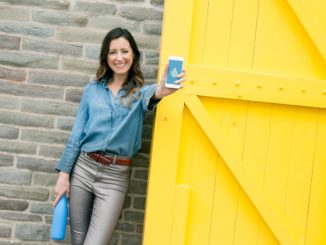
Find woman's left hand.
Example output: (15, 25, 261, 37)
(154, 64, 186, 99)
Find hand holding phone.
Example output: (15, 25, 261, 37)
(165, 56, 184, 88)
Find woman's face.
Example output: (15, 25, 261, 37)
(107, 37, 134, 77)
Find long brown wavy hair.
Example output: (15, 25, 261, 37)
(96, 27, 144, 106)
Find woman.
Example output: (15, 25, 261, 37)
(53, 27, 185, 245)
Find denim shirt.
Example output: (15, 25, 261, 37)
(56, 79, 159, 173)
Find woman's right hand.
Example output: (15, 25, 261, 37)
(53, 171, 70, 207)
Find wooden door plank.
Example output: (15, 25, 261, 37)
(305, 109, 326, 245)
(286, 0, 326, 62)
(253, 0, 306, 77)
(185, 65, 326, 109)
(204, 0, 234, 67)
(243, 102, 281, 245)
(227, 0, 266, 243)
(284, 107, 318, 239)
(184, 94, 302, 245)
(228, 0, 260, 69)
(200, 97, 249, 245)
(209, 155, 240, 245)
(171, 185, 190, 245)
(143, 0, 194, 243)
(263, 104, 295, 219)
(236, 101, 279, 245)
(188, 0, 209, 65)
(177, 107, 218, 245)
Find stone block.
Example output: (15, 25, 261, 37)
(21, 99, 78, 116)
(150, 0, 164, 6)
(0, 125, 19, 139)
(0, 186, 49, 201)
(0, 225, 10, 238)
(61, 57, 98, 75)
(0, 211, 42, 222)
(120, 5, 163, 21)
(21, 129, 69, 144)
(132, 153, 149, 167)
(0, 6, 29, 21)
(128, 180, 147, 195)
(56, 27, 105, 44)
(85, 44, 100, 60)
(88, 16, 139, 32)
(34, 173, 58, 187)
(133, 33, 161, 49)
(0, 140, 36, 154)
(0, 241, 20, 245)
(123, 195, 132, 209)
(0, 66, 26, 82)
(15, 223, 49, 241)
(133, 197, 146, 210)
(0, 95, 20, 110)
(0, 169, 31, 185)
(45, 215, 52, 224)
(30, 202, 52, 215)
(57, 117, 74, 131)
(0, 153, 14, 167)
(116, 222, 134, 232)
(144, 111, 154, 124)
(0, 50, 59, 69)
(144, 78, 157, 85)
(144, 51, 159, 65)
(120, 234, 142, 245)
(0, 0, 70, 10)
(0, 21, 55, 38)
(0, 110, 54, 128)
(0, 198, 28, 211)
(0, 35, 21, 50)
(39, 144, 64, 159)
(136, 224, 143, 234)
(133, 169, 148, 180)
(0, 80, 63, 99)
(123, 210, 144, 223)
(140, 138, 151, 153)
(141, 65, 157, 79)
(29, 70, 89, 87)
(65, 88, 83, 103)
(142, 124, 153, 139)
(32, 10, 88, 27)
(143, 22, 162, 35)
(17, 156, 57, 173)
(72, 1, 117, 16)
(23, 38, 83, 57)
(108, 232, 119, 245)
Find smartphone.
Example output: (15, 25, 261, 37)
(165, 56, 184, 88)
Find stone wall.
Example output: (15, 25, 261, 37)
(0, 0, 164, 244)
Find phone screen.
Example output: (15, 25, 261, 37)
(166, 57, 183, 88)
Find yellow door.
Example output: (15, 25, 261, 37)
(143, 0, 326, 244)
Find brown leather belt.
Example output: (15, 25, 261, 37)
(87, 152, 132, 166)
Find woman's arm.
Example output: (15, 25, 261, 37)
(153, 64, 186, 99)
(53, 83, 90, 206)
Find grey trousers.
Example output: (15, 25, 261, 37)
(69, 152, 130, 245)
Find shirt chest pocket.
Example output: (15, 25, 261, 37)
(116, 105, 130, 120)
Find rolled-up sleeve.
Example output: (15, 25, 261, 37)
(142, 84, 161, 112)
(55, 84, 90, 173)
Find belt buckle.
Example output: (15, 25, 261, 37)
(112, 155, 117, 165)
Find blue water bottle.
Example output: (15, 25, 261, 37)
(51, 195, 68, 240)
